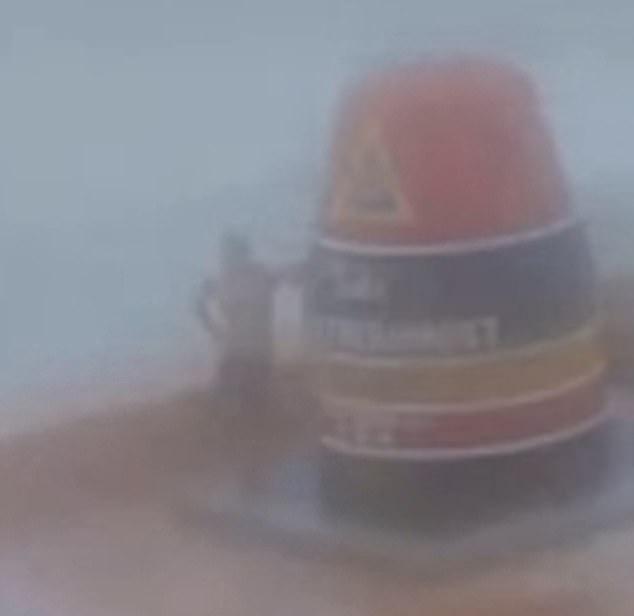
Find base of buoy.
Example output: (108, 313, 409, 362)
(319, 422, 615, 532)
(183, 398, 634, 574)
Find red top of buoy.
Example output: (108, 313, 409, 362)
(323, 57, 573, 246)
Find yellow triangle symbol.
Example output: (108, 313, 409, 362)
(331, 128, 411, 224)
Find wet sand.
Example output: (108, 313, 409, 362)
(2, 369, 634, 614)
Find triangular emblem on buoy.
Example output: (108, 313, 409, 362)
(330, 127, 411, 224)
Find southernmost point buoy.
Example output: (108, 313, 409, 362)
(305, 57, 608, 520)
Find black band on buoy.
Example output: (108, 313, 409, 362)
(306, 222, 597, 357)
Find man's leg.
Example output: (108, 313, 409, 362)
(240, 357, 273, 418)
(236, 357, 274, 494)
(212, 357, 243, 410)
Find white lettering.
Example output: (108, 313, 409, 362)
(311, 316, 501, 355)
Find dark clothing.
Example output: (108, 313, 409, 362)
(200, 259, 278, 414)
(215, 262, 276, 360)
(215, 356, 272, 413)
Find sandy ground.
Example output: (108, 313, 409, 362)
(2, 372, 634, 615)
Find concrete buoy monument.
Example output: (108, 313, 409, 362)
(305, 57, 607, 517)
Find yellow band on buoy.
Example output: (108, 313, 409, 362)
(315, 323, 605, 404)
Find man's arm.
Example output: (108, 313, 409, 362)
(194, 277, 224, 339)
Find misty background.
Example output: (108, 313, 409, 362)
(3, 0, 634, 416)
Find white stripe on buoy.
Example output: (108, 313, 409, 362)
(322, 412, 609, 461)
(319, 216, 581, 257)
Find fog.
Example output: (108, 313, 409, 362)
(3, 0, 634, 409)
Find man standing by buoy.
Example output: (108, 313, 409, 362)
(197, 232, 303, 416)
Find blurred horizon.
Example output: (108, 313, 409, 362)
(3, 0, 634, 405)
